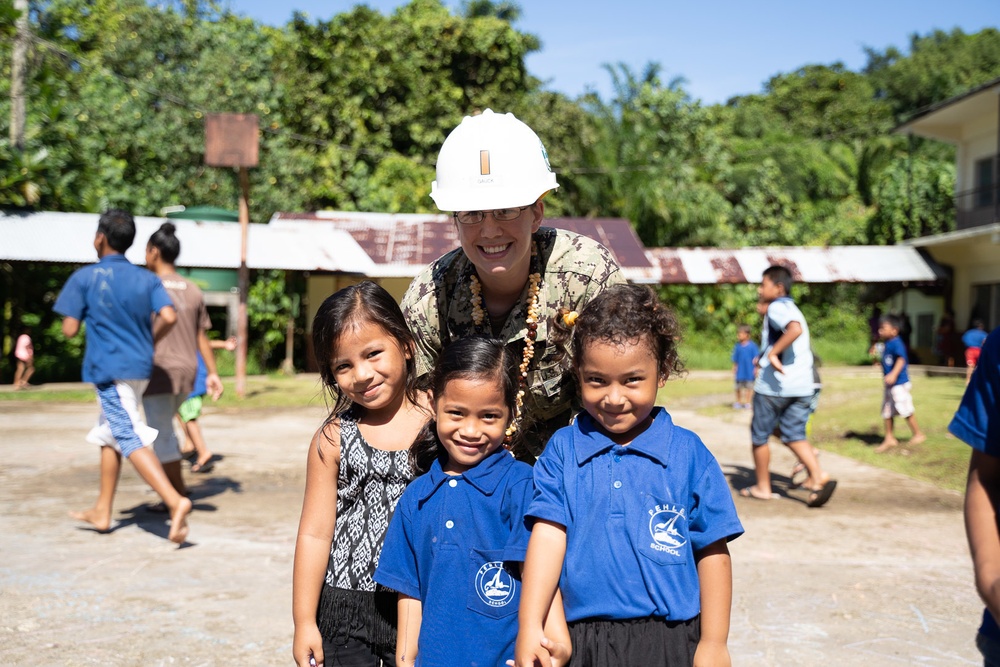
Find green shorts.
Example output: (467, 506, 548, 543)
(177, 395, 203, 423)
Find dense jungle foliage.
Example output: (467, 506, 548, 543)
(2, 0, 999, 380)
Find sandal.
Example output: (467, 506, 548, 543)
(806, 480, 838, 508)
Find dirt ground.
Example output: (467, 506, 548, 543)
(0, 377, 983, 666)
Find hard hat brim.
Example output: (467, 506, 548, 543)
(430, 180, 558, 213)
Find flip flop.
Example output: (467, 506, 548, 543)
(190, 460, 215, 474)
(739, 485, 778, 501)
(806, 480, 838, 508)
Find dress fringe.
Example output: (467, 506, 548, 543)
(317, 584, 397, 654)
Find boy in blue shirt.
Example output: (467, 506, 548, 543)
(875, 314, 925, 453)
(731, 323, 759, 409)
(964, 319, 989, 386)
(54, 209, 193, 544)
(952, 327, 1000, 666)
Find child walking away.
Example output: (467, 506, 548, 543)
(515, 284, 744, 667)
(292, 281, 429, 667)
(55, 209, 191, 544)
(876, 313, 925, 453)
(963, 319, 989, 386)
(745, 266, 835, 508)
(951, 327, 1000, 665)
(731, 323, 759, 409)
(375, 337, 570, 667)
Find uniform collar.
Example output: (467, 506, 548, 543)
(574, 407, 672, 467)
(99, 253, 130, 264)
(418, 448, 516, 502)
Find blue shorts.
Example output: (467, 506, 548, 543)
(751, 393, 811, 445)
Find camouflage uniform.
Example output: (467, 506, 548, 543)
(402, 227, 625, 460)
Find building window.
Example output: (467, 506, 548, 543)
(975, 157, 996, 208)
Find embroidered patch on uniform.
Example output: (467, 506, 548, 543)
(480, 150, 491, 175)
(648, 504, 687, 557)
(475, 561, 516, 607)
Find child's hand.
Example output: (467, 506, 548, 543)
(693, 639, 731, 667)
(292, 625, 324, 667)
(541, 634, 572, 667)
(510, 630, 551, 667)
(767, 350, 784, 374)
(884, 373, 897, 386)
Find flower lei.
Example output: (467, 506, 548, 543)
(468, 246, 541, 449)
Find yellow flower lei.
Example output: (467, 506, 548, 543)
(468, 250, 542, 450)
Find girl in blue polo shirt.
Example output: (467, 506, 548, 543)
(515, 284, 744, 667)
(292, 281, 430, 667)
(375, 337, 570, 667)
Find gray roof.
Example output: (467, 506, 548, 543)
(3, 210, 943, 284)
(0, 210, 375, 273)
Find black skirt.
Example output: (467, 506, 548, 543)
(568, 616, 700, 667)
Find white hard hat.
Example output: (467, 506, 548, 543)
(430, 109, 559, 212)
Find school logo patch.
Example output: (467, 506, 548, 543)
(475, 561, 516, 608)
(648, 504, 687, 557)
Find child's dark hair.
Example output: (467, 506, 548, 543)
(762, 265, 793, 295)
(97, 209, 136, 252)
(737, 323, 752, 335)
(880, 313, 902, 333)
(312, 280, 420, 422)
(973, 319, 985, 330)
(148, 222, 181, 264)
(551, 283, 684, 381)
(410, 336, 521, 475)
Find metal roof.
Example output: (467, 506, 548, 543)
(0, 210, 375, 273)
(3, 210, 943, 285)
(644, 246, 943, 284)
(270, 211, 655, 280)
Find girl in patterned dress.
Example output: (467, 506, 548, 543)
(293, 281, 430, 667)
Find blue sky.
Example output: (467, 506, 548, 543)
(226, 1, 998, 105)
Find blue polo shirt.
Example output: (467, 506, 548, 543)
(53, 254, 173, 385)
(374, 449, 533, 667)
(732, 340, 760, 383)
(950, 328, 1000, 641)
(881, 336, 909, 385)
(528, 408, 744, 623)
(963, 328, 988, 350)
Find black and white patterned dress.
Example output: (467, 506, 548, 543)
(317, 408, 414, 652)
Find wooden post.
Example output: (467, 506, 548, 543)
(237, 167, 251, 398)
(204, 113, 258, 399)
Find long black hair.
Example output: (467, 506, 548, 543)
(312, 280, 420, 427)
(409, 336, 521, 474)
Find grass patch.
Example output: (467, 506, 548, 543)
(7, 367, 973, 492)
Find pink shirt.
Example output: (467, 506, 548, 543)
(15, 334, 33, 362)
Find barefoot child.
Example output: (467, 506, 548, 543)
(731, 323, 759, 409)
(876, 313, 925, 453)
(292, 281, 429, 667)
(515, 284, 744, 667)
(55, 209, 192, 544)
(375, 337, 570, 667)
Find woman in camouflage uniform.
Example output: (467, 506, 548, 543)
(402, 110, 625, 460)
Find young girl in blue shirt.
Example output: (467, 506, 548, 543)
(515, 283, 744, 667)
(292, 281, 430, 667)
(375, 336, 571, 667)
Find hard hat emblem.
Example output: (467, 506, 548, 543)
(480, 150, 491, 176)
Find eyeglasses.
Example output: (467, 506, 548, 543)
(453, 206, 530, 226)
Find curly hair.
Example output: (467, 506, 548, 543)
(409, 336, 521, 475)
(550, 283, 685, 381)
